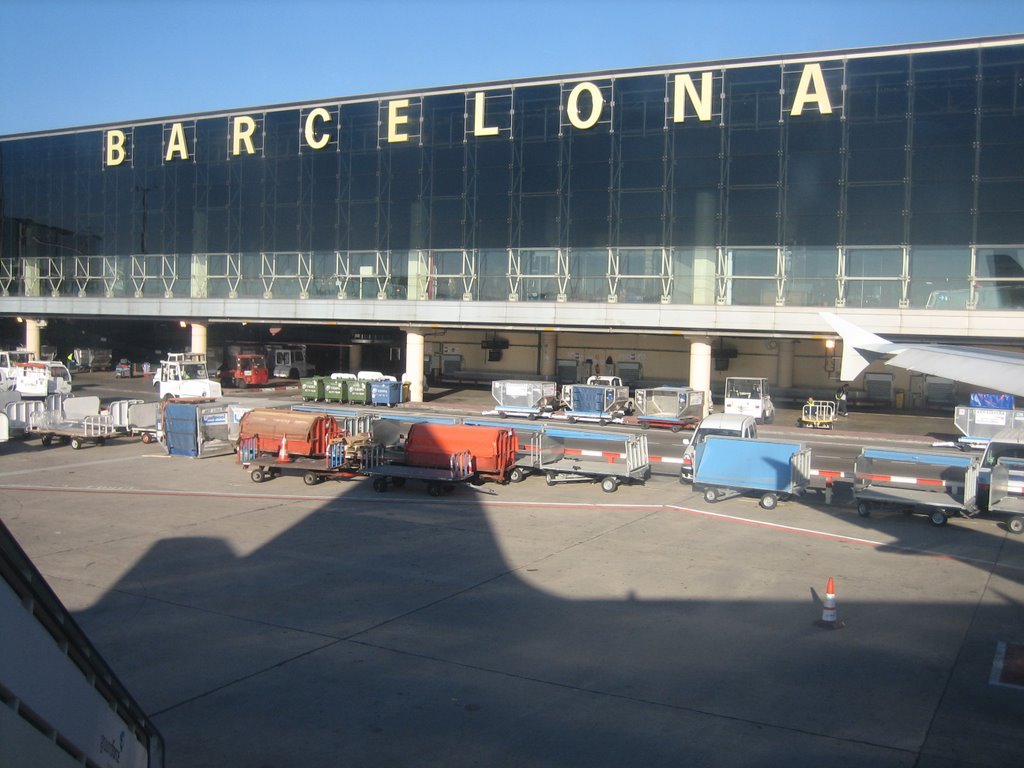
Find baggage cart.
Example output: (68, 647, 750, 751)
(798, 400, 836, 430)
(693, 436, 811, 509)
(986, 457, 1024, 534)
(953, 404, 1024, 449)
(487, 380, 558, 420)
(238, 433, 372, 485)
(553, 382, 630, 425)
(403, 422, 517, 482)
(852, 448, 980, 526)
(630, 386, 704, 432)
(27, 395, 115, 449)
(511, 431, 650, 492)
(127, 401, 161, 443)
(358, 442, 476, 496)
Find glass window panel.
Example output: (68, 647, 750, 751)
(848, 247, 902, 277)
(975, 247, 1024, 309)
(846, 186, 905, 244)
(783, 247, 837, 307)
(908, 246, 970, 308)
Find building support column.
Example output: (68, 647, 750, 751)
(348, 344, 362, 373)
(23, 319, 42, 359)
(539, 331, 557, 378)
(404, 328, 425, 403)
(688, 336, 712, 417)
(776, 339, 795, 390)
(190, 322, 208, 357)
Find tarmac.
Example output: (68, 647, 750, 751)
(2, 377, 1022, 767)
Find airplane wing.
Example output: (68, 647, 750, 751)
(821, 312, 1024, 397)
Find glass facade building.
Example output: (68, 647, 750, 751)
(2, 36, 1024, 319)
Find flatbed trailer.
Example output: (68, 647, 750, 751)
(852, 448, 979, 526)
(512, 431, 650, 492)
(238, 435, 368, 485)
(28, 413, 115, 449)
(693, 436, 811, 509)
(359, 443, 476, 496)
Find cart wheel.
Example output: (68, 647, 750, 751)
(544, 472, 556, 486)
(671, 424, 682, 433)
(509, 466, 527, 483)
(601, 477, 619, 493)
(567, 416, 577, 424)
(250, 468, 266, 483)
(372, 477, 388, 492)
(469, 474, 485, 486)
(759, 493, 778, 510)
(141, 432, 153, 444)
(527, 412, 537, 421)
(703, 487, 719, 503)
(929, 510, 948, 527)
(303, 472, 319, 486)
(639, 421, 649, 430)
(857, 501, 872, 518)
(1008, 516, 1024, 535)
(427, 481, 443, 497)
(70, 437, 83, 450)
(598, 419, 608, 426)
(40, 434, 53, 446)
(392, 477, 406, 488)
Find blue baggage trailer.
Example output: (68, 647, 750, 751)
(693, 436, 811, 509)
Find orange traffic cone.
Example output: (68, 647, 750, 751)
(817, 576, 844, 629)
(278, 434, 292, 463)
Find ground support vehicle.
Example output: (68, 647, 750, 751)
(13, 361, 73, 397)
(70, 348, 112, 371)
(985, 458, 1024, 534)
(485, 380, 558, 420)
(153, 353, 222, 400)
(511, 431, 650, 493)
(629, 386, 705, 432)
(852, 448, 979, 526)
(358, 442, 476, 496)
(723, 377, 775, 423)
(26, 395, 116, 449)
(222, 353, 270, 389)
(114, 359, 133, 378)
(239, 432, 373, 485)
(554, 382, 631, 425)
(693, 436, 811, 509)
(798, 400, 836, 429)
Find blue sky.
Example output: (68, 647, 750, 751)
(1, 0, 1021, 136)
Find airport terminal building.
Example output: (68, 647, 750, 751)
(2, 34, 1023, 407)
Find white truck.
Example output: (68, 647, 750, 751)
(723, 376, 775, 423)
(268, 345, 314, 379)
(13, 360, 73, 397)
(152, 352, 223, 399)
(0, 348, 36, 378)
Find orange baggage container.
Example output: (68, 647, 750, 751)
(238, 408, 341, 458)
(404, 423, 516, 480)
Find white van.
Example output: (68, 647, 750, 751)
(679, 413, 758, 482)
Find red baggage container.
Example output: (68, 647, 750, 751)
(238, 409, 341, 458)
(404, 423, 516, 480)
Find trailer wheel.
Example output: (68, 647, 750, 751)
(1008, 516, 1024, 535)
(427, 481, 443, 497)
(70, 437, 83, 450)
(40, 434, 53, 446)
(929, 510, 949, 527)
(527, 412, 537, 421)
(601, 477, 619, 493)
(250, 468, 266, 483)
(759, 493, 778, 510)
(509, 467, 527, 483)
(857, 501, 871, 518)
(639, 421, 649, 430)
(372, 477, 388, 492)
(141, 432, 154, 444)
(567, 416, 577, 424)
(671, 424, 682, 433)
(303, 472, 320, 486)
(703, 487, 719, 503)
(544, 472, 556, 486)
